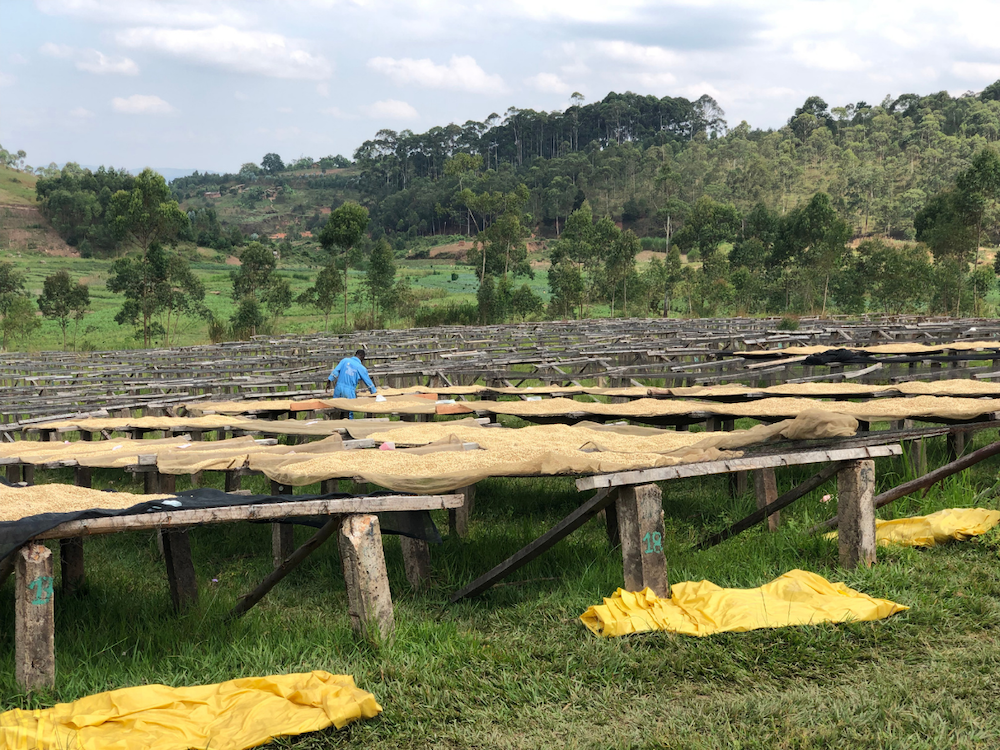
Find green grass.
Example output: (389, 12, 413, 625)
(1, 429, 998, 748)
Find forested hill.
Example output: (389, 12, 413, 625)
(352, 85, 1000, 243)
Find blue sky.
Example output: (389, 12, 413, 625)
(2, 0, 1000, 174)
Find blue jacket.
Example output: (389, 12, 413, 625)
(328, 356, 377, 399)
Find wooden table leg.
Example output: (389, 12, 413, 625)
(16, 543, 55, 691)
(449, 484, 475, 538)
(400, 536, 431, 590)
(837, 459, 876, 569)
(339, 514, 394, 640)
(616, 483, 670, 598)
(754, 467, 780, 531)
(270, 480, 295, 568)
(60, 538, 85, 595)
(162, 530, 199, 612)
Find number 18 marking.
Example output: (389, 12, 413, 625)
(642, 531, 663, 555)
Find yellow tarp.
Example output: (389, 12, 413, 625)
(826, 508, 1000, 548)
(0, 671, 381, 750)
(580, 569, 907, 637)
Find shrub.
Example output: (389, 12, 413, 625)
(413, 302, 478, 327)
(778, 316, 799, 331)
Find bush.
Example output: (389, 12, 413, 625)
(685, 249, 700, 262)
(413, 302, 478, 327)
(451, 272, 459, 281)
(778, 316, 799, 331)
(207, 315, 230, 343)
(640, 237, 667, 252)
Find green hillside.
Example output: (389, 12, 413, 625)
(0, 164, 38, 205)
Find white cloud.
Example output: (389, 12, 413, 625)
(316, 82, 329, 97)
(361, 99, 419, 120)
(37, 0, 249, 28)
(40, 42, 74, 58)
(116, 26, 332, 80)
(41, 44, 138, 74)
(77, 50, 139, 75)
(0, 71, 14, 87)
(112, 94, 175, 114)
(69, 106, 95, 118)
(10, 53, 28, 65)
(277, 107, 294, 113)
(593, 40, 681, 69)
(952, 61, 1000, 82)
(321, 106, 355, 119)
(790, 40, 868, 72)
(234, 91, 249, 101)
(526, 72, 571, 94)
(367, 54, 506, 93)
(499, 0, 648, 23)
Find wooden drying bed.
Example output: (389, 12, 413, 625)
(8, 491, 463, 691)
(451, 444, 902, 603)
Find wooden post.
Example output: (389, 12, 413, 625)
(339, 514, 394, 640)
(837, 459, 876, 569)
(449, 484, 475, 538)
(272, 524, 295, 568)
(60, 538, 85, 595)
(162, 530, 199, 611)
(399, 536, 431, 590)
(320, 479, 337, 494)
(15, 543, 55, 691)
(947, 431, 966, 462)
(753, 468, 780, 531)
(604, 496, 621, 547)
(224, 471, 242, 492)
(903, 419, 928, 475)
(270, 480, 294, 568)
(616, 484, 670, 598)
(6, 464, 21, 484)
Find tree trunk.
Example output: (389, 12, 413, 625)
(343, 252, 349, 327)
(822, 274, 829, 318)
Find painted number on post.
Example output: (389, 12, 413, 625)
(642, 531, 663, 555)
(28, 575, 53, 606)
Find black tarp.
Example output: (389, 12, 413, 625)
(0, 482, 441, 563)
(802, 349, 880, 366)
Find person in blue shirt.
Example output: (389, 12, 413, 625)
(325, 350, 378, 417)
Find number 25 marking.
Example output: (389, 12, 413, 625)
(642, 531, 663, 555)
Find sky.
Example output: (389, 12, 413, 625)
(3, 0, 1000, 176)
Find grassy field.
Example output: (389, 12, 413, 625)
(0, 423, 997, 748)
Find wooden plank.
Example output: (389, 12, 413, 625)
(33, 495, 464, 539)
(339, 514, 394, 641)
(576, 445, 902, 490)
(837, 460, 876, 569)
(15, 543, 55, 691)
(450, 488, 613, 602)
(228, 515, 341, 620)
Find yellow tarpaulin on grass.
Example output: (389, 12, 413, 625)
(0, 671, 381, 750)
(825, 508, 1000, 548)
(580, 569, 907, 637)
